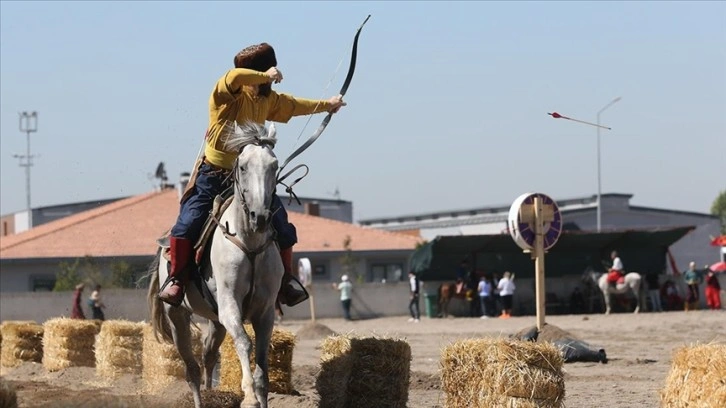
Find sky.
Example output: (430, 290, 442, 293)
(1, 1, 725, 223)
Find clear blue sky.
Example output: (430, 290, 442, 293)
(1, 1, 724, 222)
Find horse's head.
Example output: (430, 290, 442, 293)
(582, 267, 600, 284)
(226, 121, 279, 234)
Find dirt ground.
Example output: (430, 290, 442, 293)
(1, 309, 724, 407)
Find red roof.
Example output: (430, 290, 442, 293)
(0, 189, 422, 259)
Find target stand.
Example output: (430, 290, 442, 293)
(508, 193, 563, 330)
(298, 257, 315, 322)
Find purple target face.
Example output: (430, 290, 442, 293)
(516, 193, 562, 250)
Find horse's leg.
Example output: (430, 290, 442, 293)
(167, 306, 202, 408)
(218, 297, 258, 408)
(602, 288, 612, 315)
(250, 309, 275, 408)
(202, 320, 227, 390)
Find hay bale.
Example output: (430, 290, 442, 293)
(142, 323, 203, 393)
(96, 320, 145, 378)
(316, 334, 411, 408)
(0, 377, 18, 408)
(660, 342, 726, 408)
(41, 318, 98, 371)
(441, 337, 565, 408)
(218, 325, 296, 395)
(0, 321, 43, 367)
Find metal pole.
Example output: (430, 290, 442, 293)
(595, 97, 621, 232)
(17, 111, 38, 229)
(596, 113, 602, 232)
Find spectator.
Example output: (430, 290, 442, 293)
(70, 283, 86, 319)
(89, 284, 106, 321)
(704, 267, 723, 310)
(683, 261, 704, 311)
(332, 275, 353, 321)
(645, 271, 663, 312)
(497, 271, 516, 319)
(408, 272, 420, 322)
(478, 275, 493, 319)
(662, 279, 683, 311)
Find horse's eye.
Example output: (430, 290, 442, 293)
(239, 166, 246, 172)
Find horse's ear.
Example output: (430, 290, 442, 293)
(267, 123, 277, 140)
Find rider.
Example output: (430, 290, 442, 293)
(606, 250, 625, 287)
(159, 42, 346, 307)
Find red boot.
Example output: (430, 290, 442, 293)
(159, 237, 193, 307)
(278, 247, 308, 307)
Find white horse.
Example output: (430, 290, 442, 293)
(586, 268, 643, 315)
(146, 121, 284, 408)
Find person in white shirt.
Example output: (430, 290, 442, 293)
(497, 271, 516, 319)
(333, 275, 353, 321)
(607, 251, 625, 287)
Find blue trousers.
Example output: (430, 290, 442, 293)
(170, 162, 297, 250)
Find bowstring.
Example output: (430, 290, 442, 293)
(290, 46, 348, 148)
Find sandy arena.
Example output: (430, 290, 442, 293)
(1, 310, 724, 407)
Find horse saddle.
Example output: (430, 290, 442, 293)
(156, 186, 235, 265)
(156, 187, 236, 315)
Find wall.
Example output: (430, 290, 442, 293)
(0, 282, 415, 323)
(2, 275, 722, 324)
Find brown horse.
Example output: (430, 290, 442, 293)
(437, 280, 469, 318)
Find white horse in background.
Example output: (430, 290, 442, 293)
(586, 268, 643, 315)
(146, 121, 284, 408)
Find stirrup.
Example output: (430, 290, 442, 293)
(158, 275, 185, 307)
(281, 274, 309, 307)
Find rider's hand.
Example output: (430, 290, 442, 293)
(265, 67, 283, 84)
(327, 94, 347, 113)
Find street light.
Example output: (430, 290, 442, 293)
(596, 97, 621, 232)
(548, 96, 622, 232)
(15, 111, 38, 229)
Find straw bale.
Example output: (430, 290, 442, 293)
(0, 322, 43, 367)
(316, 334, 411, 408)
(441, 337, 565, 408)
(95, 320, 145, 378)
(660, 342, 726, 408)
(42, 318, 98, 371)
(0, 377, 18, 408)
(218, 324, 296, 395)
(142, 323, 203, 393)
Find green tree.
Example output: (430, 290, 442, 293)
(80, 256, 111, 288)
(711, 190, 726, 234)
(53, 259, 82, 291)
(110, 260, 136, 288)
(339, 235, 361, 283)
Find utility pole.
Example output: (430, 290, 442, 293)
(14, 111, 38, 229)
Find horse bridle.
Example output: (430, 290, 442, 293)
(211, 137, 278, 259)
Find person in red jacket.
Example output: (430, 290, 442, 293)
(70, 283, 86, 319)
(704, 267, 723, 310)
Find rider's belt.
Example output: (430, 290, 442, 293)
(202, 158, 232, 174)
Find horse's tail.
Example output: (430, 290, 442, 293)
(145, 247, 174, 344)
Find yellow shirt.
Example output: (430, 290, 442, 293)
(204, 68, 332, 169)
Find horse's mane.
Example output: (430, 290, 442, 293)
(222, 120, 277, 153)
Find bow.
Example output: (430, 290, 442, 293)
(278, 14, 371, 176)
